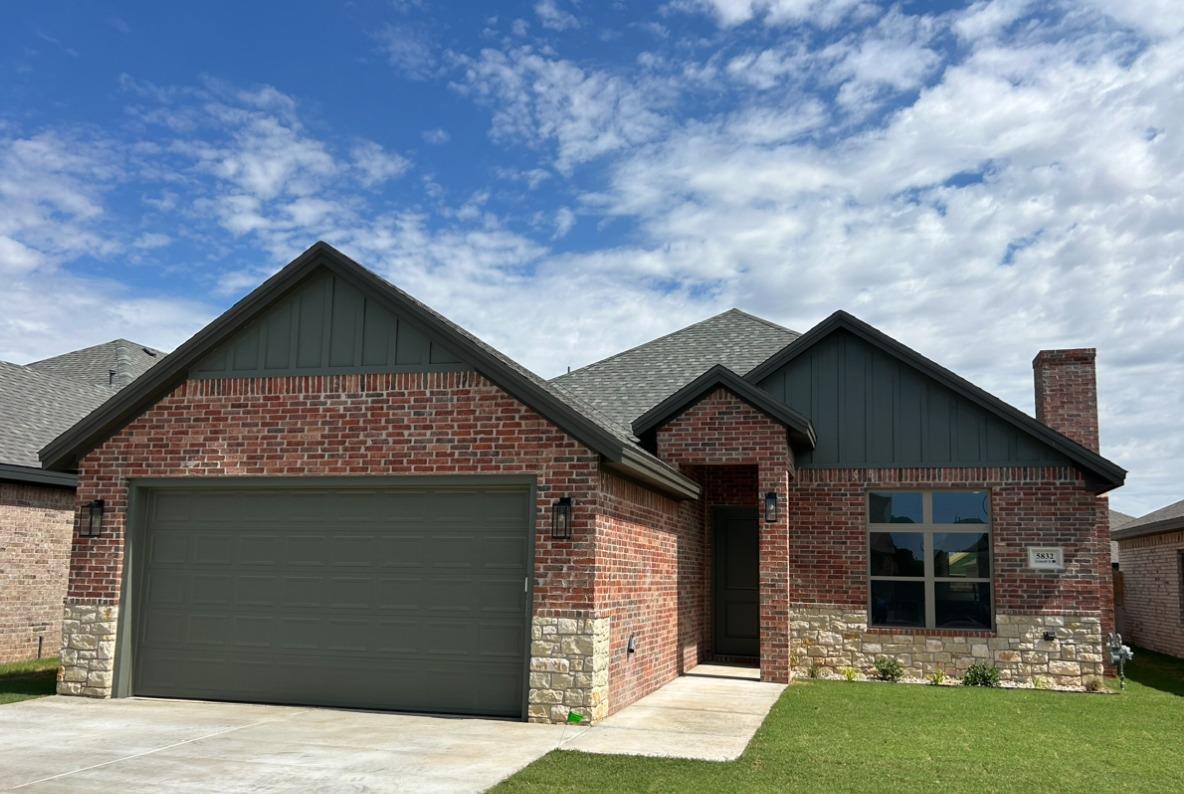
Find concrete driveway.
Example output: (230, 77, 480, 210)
(0, 696, 587, 793)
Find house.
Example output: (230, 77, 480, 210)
(40, 242, 1125, 720)
(1110, 509, 1134, 567)
(0, 341, 162, 662)
(1113, 499, 1184, 659)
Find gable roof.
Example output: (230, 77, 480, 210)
(39, 242, 699, 500)
(632, 364, 816, 450)
(1112, 499, 1184, 541)
(745, 310, 1126, 492)
(553, 309, 799, 431)
(0, 360, 114, 486)
(28, 339, 164, 388)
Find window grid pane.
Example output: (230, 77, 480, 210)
(867, 491, 993, 630)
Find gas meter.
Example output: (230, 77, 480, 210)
(1107, 632, 1134, 690)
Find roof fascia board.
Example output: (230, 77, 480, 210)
(609, 446, 701, 500)
(1113, 516, 1184, 541)
(743, 311, 1126, 491)
(632, 364, 817, 448)
(0, 463, 77, 488)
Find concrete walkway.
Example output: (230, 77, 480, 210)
(0, 696, 588, 793)
(562, 664, 785, 761)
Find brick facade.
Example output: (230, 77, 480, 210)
(63, 371, 607, 718)
(1033, 348, 1100, 452)
(0, 482, 73, 663)
(787, 466, 1110, 687)
(1116, 531, 1184, 659)
(655, 387, 794, 683)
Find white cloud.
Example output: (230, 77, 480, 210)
(454, 46, 672, 171)
(350, 140, 410, 187)
(534, 0, 579, 31)
(553, 206, 576, 238)
(422, 127, 450, 144)
(376, 24, 439, 80)
(678, 0, 863, 29)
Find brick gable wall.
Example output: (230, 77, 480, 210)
(655, 388, 793, 682)
(1117, 531, 1184, 659)
(0, 482, 73, 663)
(68, 371, 600, 613)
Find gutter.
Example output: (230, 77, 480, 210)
(0, 463, 77, 488)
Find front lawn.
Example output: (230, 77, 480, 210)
(497, 649, 1184, 792)
(0, 657, 59, 705)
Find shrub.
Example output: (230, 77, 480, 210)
(929, 668, 946, 686)
(1084, 677, 1104, 693)
(842, 666, 858, 682)
(963, 662, 1001, 687)
(873, 657, 904, 682)
(807, 663, 822, 679)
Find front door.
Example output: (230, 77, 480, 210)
(713, 507, 759, 658)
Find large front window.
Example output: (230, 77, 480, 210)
(868, 491, 992, 630)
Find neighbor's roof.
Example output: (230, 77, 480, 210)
(1, 338, 164, 486)
(1113, 499, 1184, 541)
(0, 361, 114, 483)
(28, 339, 164, 388)
(39, 242, 700, 500)
(552, 309, 799, 430)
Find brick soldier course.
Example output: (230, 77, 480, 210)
(42, 242, 1127, 722)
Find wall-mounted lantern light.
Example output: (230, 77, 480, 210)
(83, 499, 105, 538)
(552, 496, 573, 540)
(764, 491, 778, 524)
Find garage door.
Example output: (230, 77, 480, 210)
(132, 482, 532, 717)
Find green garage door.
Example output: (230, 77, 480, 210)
(132, 483, 532, 718)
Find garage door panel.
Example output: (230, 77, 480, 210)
(134, 483, 531, 717)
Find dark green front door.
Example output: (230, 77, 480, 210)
(713, 508, 759, 658)
(132, 482, 531, 717)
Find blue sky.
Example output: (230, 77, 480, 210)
(2, 0, 1181, 514)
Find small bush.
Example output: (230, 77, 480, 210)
(873, 657, 904, 682)
(841, 666, 858, 682)
(1084, 677, 1104, 692)
(963, 662, 1001, 687)
(929, 668, 946, 686)
(807, 662, 822, 679)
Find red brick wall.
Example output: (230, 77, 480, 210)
(0, 482, 73, 662)
(1033, 349, 1100, 452)
(655, 388, 793, 682)
(1117, 531, 1184, 658)
(68, 371, 601, 616)
(595, 471, 703, 712)
(789, 467, 1111, 625)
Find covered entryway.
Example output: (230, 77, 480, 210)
(127, 480, 533, 718)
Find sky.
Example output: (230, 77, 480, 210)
(1, 0, 1180, 515)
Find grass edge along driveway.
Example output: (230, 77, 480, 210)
(495, 648, 1184, 793)
(0, 657, 59, 705)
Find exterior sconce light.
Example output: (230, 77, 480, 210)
(764, 491, 778, 524)
(83, 499, 105, 537)
(552, 496, 573, 540)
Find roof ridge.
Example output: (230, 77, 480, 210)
(27, 338, 162, 367)
(725, 308, 799, 336)
(553, 308, 793, 383)
(0, 359, 116, 398)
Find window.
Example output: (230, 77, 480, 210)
(868, 491, 992, 630)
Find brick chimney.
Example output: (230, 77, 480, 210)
(1032, 348, 1099, 452)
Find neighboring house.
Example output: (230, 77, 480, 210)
(1113, 499, 1184, 659)
(0, 341, 162, 662)
(40, 242, 1125, 720)
(1110, 509, 1134, 567)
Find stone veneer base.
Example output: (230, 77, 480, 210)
(57, 603, 118, 697)
(792, 606, 1104, 689)
(529, 615, 610, 723)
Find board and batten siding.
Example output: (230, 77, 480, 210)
(755, 329, 1069, 468)
(192, 268, 467, 378)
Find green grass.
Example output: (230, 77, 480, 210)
(0, 657, 59, 705)
(497, 649, 1184, 793)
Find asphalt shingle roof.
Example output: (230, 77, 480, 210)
(1109, 510, 1134, 563)
(27, 339, 164, 388)
(551, 309, 799, 432)
(0, 361, 115, 469)
(1113, 499, 1184, 541)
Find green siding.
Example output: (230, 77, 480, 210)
(757, 329, 1069, 468)
(192, 268, 472, 378)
